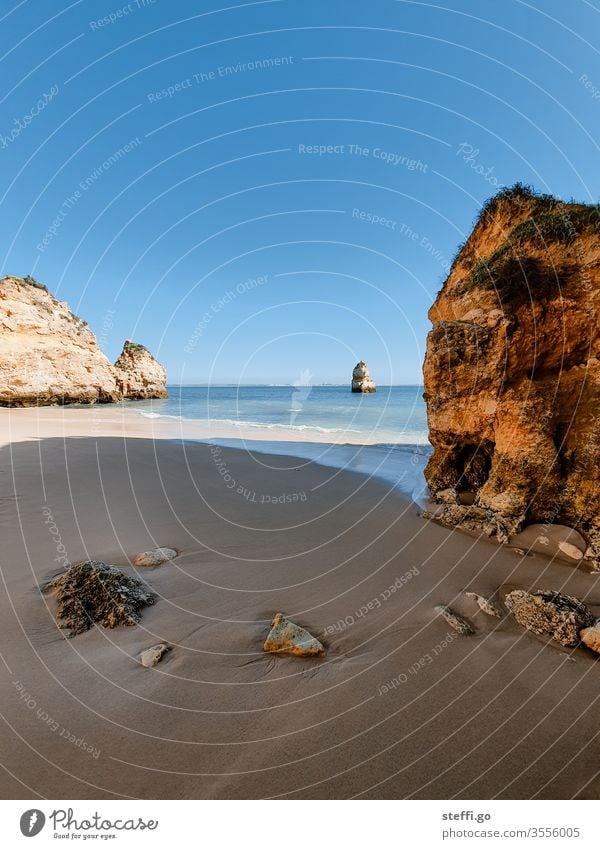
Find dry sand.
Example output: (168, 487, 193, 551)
(0, 407, 599, 800)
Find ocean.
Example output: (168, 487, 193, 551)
(132, 385, 432, 501)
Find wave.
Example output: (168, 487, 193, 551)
(138, 410, 363, 435)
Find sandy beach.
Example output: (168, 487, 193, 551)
(0, 408, 599, 800)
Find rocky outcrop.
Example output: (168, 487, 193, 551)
(263, 613, 325, 657)
(45, 560, 155, 637)
(0, 276, 167, 406)
(422, 186, 600, 565)
(0, 276, 119, 406)
(115, 340, 167, 400)
(352, 360, 376, 393)
(580, 623, 600, 654)
(505, 589, 595, 647)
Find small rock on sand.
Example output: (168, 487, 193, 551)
(263, 613, 325, 657)
(465, 592, 502, 618)
(132, 547, 177, 567)
(504, 589, 595, 647)
(139, 643, 170, 668)
(434, 605, 474, 635)
(579, 624, 600, 654)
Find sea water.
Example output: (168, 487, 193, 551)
(134, 385, 432, 501)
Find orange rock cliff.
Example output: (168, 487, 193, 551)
(423, 185, 600, 567)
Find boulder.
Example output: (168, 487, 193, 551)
(132, 547, 177, 567)
(45, 560, 155, 637)
(139, 643, 169, 667)
(351, 360, 376, 393)
(422, 185, 600, 566)
(263, 613, 325, 657)
(504, 588, 595, 646)
(114, 340, 167, 400)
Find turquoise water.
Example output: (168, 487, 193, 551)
(134, 384, 429, 445)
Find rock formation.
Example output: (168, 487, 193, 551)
(45, 560, 155, 637)
(115, 340, 168, 400)
(263, 613, 325, 657)
(505, 589, 595, 647)
(422, 185, 600, 566)
(351, 360, 376, 393)
(0, 276, 167, 405)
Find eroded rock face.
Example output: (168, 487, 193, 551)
(0, 276, 120, 406)
(351, 360, 376, 393)
(505, 589, 595, 647)
(114, 340, 167, 400)
(423, 186, 600, 564)
(0, 276, 167, 406)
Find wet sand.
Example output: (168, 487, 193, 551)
(0, 408, 599, 799)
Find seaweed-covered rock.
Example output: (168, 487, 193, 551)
(46, 560, 155, 636)
(505, 589, 595, 647)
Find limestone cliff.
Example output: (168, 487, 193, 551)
(114, 340, 167, 400)
(0, 276, 119, 406)
(352, 360, 376, 393)
(0, 276, 167, 406)
(423, 185, 600, 567)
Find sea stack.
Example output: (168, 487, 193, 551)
(422, 184, 600, 567)
(352, 360, 376, 393)
(0, 275, 167, 406)
(114, 340, 168, 400)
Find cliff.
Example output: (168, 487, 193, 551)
(423, 185, 600, 567)
(115, 340, 167, 400)
(0, 276, 167, 406)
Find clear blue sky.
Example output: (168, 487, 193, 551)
(1, 0, 598, 384)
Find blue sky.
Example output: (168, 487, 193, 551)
(1, 0, 598, 384)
